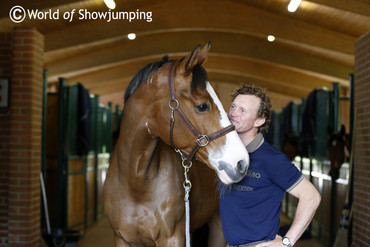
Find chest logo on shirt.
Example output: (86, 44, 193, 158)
(246, 170, 261, 179)
(232, 184, 253, 192)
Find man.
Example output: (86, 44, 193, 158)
(219, 84, 321, 247)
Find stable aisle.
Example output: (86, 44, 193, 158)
(74, 215, 326, 247)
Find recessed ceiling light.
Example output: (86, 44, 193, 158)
(267, 35, 275, 42)
(104, 0, 116, 10)
(127, 33, 136, 40)
(288, 0, 301, 12)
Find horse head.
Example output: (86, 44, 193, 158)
(327, 124, 350, 180)
(281, 133, 300, 161)
(145, 42, 249, 184)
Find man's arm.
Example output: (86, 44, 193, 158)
(284, 176, 321, 245)
(256, 176, 321, 247)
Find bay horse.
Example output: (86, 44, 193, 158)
(281, 133, 300, 161)
(327, 125, 350, 181)
(103, 42, 250, 247)
(281, 133, 308, 161)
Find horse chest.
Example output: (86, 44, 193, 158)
(117, 196, 184, 243)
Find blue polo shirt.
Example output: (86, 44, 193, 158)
(219, 140, 303, 246)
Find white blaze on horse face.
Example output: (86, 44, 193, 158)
(205, 82, 250, 184)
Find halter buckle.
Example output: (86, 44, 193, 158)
(196, 135, 209, 147)
(169, 99, 179, 110)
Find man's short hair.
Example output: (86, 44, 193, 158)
(231, 84, 272, 134)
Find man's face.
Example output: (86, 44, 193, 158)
(227, 94, 262, 134)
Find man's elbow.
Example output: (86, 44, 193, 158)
(312, 190, 321, 210)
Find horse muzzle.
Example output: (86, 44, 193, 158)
(218, 159, 249, 184)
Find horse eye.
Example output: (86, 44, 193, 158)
(195, 103, 210, 113)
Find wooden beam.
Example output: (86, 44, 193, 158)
(208, 71, 312, 99)
(45, 31, 352, 85)
(206, 55, 336, 90)
(48, 51, 330, 100)
(50, 57, 157, 85)
(43, 0, 356, 55)
(88, 78, 131, 96)
(306, 0, 370, 17)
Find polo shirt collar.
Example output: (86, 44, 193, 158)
(246, 133, 264, 153)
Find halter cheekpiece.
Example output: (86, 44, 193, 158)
(168, 60, 235, 163)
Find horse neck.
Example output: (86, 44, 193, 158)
(119, 121, 153, 170)
(117, 90, 169, 187)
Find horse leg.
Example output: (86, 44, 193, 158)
(156, 230, 185, 247)
(114, 235, 126, 247)
(114, 233, 132, 247)
(207, 213, 226, 247)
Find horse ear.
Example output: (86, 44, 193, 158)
(340, 124, 346, 136)
(182, 41, 211, 74)
(327, 126, 333, 136)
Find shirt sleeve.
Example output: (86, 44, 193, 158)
(286, 174, 304, 192)
(265, 149, 303, 191)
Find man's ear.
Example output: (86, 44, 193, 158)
(254, 118, 266, 128)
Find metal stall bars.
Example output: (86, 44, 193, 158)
(44, 79, 113, 234)
(278, 81, 353, 246)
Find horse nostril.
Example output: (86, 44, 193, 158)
(237, 160, 247, 174)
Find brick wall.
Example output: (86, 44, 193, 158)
(0, 31, 13, 247)
(0, 27, 44, 247)
(353, 31, 370, 246)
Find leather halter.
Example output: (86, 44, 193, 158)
(168, 60, 235, 162)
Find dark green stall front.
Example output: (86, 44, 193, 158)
(44, 79, 117, 233)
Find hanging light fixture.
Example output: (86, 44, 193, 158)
(288, 0, 301, 12)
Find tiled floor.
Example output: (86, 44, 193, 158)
(79, 217, 114, 247)
(65, 214, 326, 247)
(40, 218, 114, 247)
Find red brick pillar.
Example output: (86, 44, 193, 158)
(0, 31, 13, 246)
(353, 31, 370, 246)
(0, 27, 44, 247)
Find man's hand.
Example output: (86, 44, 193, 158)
(255, 235, 284, 247)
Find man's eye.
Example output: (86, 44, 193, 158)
(195, 103, 210, 113)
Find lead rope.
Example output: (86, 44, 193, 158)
(175, 149, 192, 247)
(185, 187, 191, 247)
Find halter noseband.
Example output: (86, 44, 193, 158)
(168, 60, 235, 162)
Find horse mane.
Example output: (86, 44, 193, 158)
(124, 57, 208, 104)
(191, 64, 207, 93)
(124, 56, 171, 103)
